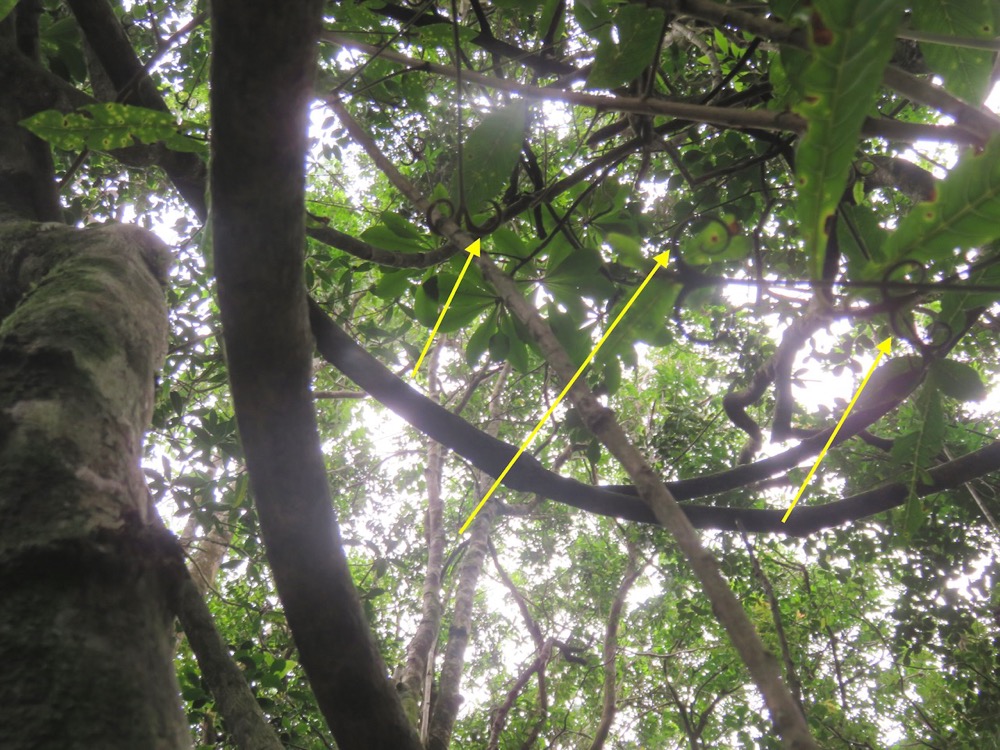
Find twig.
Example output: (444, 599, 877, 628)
(325, 87, 820, 750)
(896, 28, 1000, 52)
(322, 31, 990, 146)
(641, 0, 1000, 140)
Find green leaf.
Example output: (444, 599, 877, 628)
(599, 357, 622, 395)
(372, 269, 413, 300)
(437, 297, 492, 334)
(0, 0, 17, 23)
(413, 24, 478, 48)
(539, 0, 566, 44)
(19, 103, 205, 154)
(879, 134, 1000, 267)
(414, 265, 492, 334)
(770, 0, 809, 19)
(491, 227, 529, 259)
(586, 5, 665, 89)
(900, 491, 926, 537)
(548, 305, 592, 364)
(455, 101, 526, 214)
(494, 0, 543, 9)
(891, 387, 944, 535)
(947, 249, 1000, 312)
(604, 231, 644, 268)
(39, 16, 87, 83)
(360, 224, 426, 254)
(380, 211, 423, 239)
(574, 0, 612, 38)
(934, 248, 1000, 344)
(911, 0, 996, 104)
(929, 359, 987, 401)
(488, 331, 511, 361)
(546, 245, 616, 299)
(604, 278, 679, 355)
(499, 315, 531, 372)
(838, 204, 888, 271)
(413, 284, 439, 328)
(466, 315, 496, 366)
(791, 0, 905, 278)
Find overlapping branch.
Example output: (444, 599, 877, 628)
(324, 93, 820, 748)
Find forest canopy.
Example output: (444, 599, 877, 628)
(3, 0, 1000, 748)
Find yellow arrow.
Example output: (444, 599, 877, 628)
(459, 251, 671, 534)
(412, 239, 481, 378)
(781, 337, 892, 523)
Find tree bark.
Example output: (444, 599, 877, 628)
(0, 219, 185, 749)
(209, 2, 423, 748)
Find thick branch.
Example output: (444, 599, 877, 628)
(168, 523, 284, 750)
(307, 295, 1000, 535)
(428, 368, 508, 749)
(427, 498, 497, 750)
(307, 222, 460, 268)
(65, 0, 207, 217)
(0, 218, 181, 748)
(209, 3, 421, 749)
(327, 96, 818, 749)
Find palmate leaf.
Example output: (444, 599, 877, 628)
(791, 0, 905, 278)
(877, 134, 1000, 272)
(911, 0, 997, 104)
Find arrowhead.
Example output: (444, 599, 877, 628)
(654, 250, 670, 267)
(465, 238, 481, 257)
(877, 337, 892, 355)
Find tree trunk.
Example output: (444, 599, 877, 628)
(0, 218, 188, 749)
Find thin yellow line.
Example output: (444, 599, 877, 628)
(459, 251, 670, 533)
(412, 240, 481, 377)
(781, 338, 892, 523)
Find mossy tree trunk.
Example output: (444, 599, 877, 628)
(0, 19, 188, 749)
(0, 219, 188, 750)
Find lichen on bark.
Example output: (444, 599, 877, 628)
(0, 218, 189, 750)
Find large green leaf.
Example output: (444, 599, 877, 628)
(586, 5, 665, 90)
(791, 0, 905, 278)
(879, 134, 1000, 267)
(20, 103, 204, 153)
(911, 0, 997, 104)
(574, 0, 612, 39)
(455, 100, 526, 214)
(929, 359, 987, 402)
(466, 310, 498, 366)
(415, 260, 492, 333)
(546, 244, 616, 300)
(547, 304, 594, 365)
(361, 224, 426, 254)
